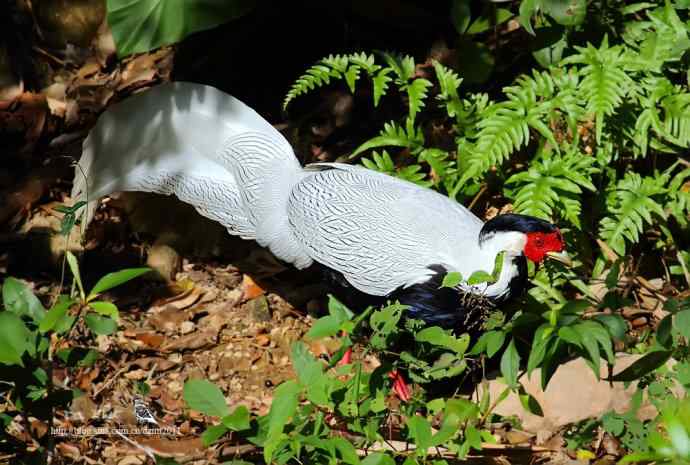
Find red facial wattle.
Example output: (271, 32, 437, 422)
(523, 230, 565, 263)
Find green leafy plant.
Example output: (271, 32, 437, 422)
(105, 0, 255, 56)
(0, 255, 148, 459)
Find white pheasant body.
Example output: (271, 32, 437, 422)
(73, 82, 564, 326)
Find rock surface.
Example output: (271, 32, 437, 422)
(482, 354, 658, 435)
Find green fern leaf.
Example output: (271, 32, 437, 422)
(283, 56, 343, 110)
(433, 61, 464, 123)
(506, 148, 598, 227)
(372, 68, 393, 107)
(362, 151, 432, 187)
(459, 108, 530, 185)
(351, 120, 424, 158)
(599, 172, 667, 255)
(564, 39, 634, 143)
(344, 65, 361, 93)
(666, 167, 690, 227)
(404, 78, 432, 122)
(348, 52, 379, 74)
(378, 51, 415, 83)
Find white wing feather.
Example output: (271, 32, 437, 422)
(73, 83, 507, 297)
(288, 163, 485, 296)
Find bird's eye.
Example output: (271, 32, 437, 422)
(535, 237, 544, 247)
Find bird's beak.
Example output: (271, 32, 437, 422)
(546, 251, 573, 267)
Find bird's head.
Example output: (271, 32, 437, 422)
(479, 214, 571, 266)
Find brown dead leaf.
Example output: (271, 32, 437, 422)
(505, 430, 534, 445)
(148, 307, 193, 333)
(124, 368, 148, 380)
(597, 239, 619, 262)
(77, 367, 100, 392)
(57, 443, 82, 460)
(134, 332, 166, 349)
(118, 55, 158, 92)
(242, 274, 266, 300)
(129, 356, 177, 372)
(69, 394, 97, 423)
(162, 329, 217, 352)
(153, 287, 203, 311)
(117, 456, 146, 465)
(151, 387, 185, 412)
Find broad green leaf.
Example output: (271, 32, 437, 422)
(184, 379, 229, 417)
(222, 405, 250, 431)
(88, 268, 150, 298)
(0, 312, 32, 366)
(445, 398, 479, 423)
(532, 25, 567, 67)
(84, 313, 118, 336)
(57, 347, 99, 367)
(332, 437, 360, 465)
(519, 0, 539, 35)
(65, 251, 85, 301)
(486, 331, 506, 358)
(2, 277, 46, 323)
(39, 297, 74, 334)
(202, 424, 228, 446)
(415, 327, 469, 354)
(406, 416, 433, 455)
(574, 323, 602, 376)
(657, 314, 673, 348)
(466, 8, 513, 35)
(431, 413, 460, 446)
(594, 314, 627, 341)
(611, 350, 673, 382)
(264, 380, 300, 463)
(465, 424, 482, 450)
(500, 338, 520, 388)
(519, 389, 544, 416)
(305, 315, 340, 340)
(675, 310, 690, 341)
(88, 301, 119, 321)
(106, 0, 256, 56)
(441, 272, 463, 288)
(467, 270, 494, 285)
(543, 0, 586, 26)
(290, 342, 331, 405)
(361, 453, 395, 465)
(328, 295, 354, 321)
(451, 0, 472, 34)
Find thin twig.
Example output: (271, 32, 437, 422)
(467, 185, 488, 212)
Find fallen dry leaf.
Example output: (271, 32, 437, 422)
(241, 274, 266, 300)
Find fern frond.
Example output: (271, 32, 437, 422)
(599, 172, 667, 255)
(506, 147, 598, 227)
(351, 119, 425, 158)
(563, 39, 634, 143)
(372, 68, 393, 107)
(633, 78, 690, 157)
(666, 167, 690, 227)
(283, 53, 382, 109)
(361, 150, 432, 187)
(433, 61, 464, 123)
(378, 51, 415, 83)
(284, 60, 343, 109)
(404, 78, 432, 122)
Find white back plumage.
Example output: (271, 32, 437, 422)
(74, 82, 511, 297)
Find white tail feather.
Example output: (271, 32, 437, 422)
(72, 82, 310, 265)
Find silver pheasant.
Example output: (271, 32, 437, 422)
(72, 82, 569, 327)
